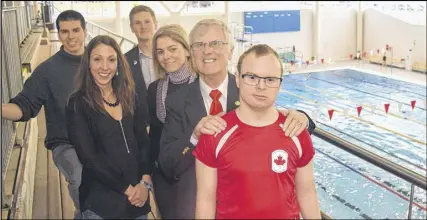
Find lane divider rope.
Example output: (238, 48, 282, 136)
(279, 89, 427, 146)
(285, 77, 426, 127)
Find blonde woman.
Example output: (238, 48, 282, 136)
(147, 24, 196, 218)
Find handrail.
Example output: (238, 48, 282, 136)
(85, 21, 136, 45)
(277, 46, 304, 64)
(313, 127, 426, 190)
(1, 3, 36, 210)
(314, 127, 426, 218)
(85, 21, 137, 52)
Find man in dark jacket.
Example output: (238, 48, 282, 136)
(124, 5, 163, 218)
(124, 5, 158, 125)
(1, 10, 87, 219)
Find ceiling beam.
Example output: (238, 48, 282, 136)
(159, 1, 172, 14)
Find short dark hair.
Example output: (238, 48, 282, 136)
(56, 10, 86, 31)
(237, 44, 283, 75)
(129, 5, 157, 25)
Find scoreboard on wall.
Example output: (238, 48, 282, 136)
(244, 10, 301, 34)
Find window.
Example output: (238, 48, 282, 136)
(181, 1, 225, 15)
(363, 2, 426, 26)
(125, 1, 170, 16)
(229, 1, 314, 12)
(101, 1, 115, 17)
(162, 1, 187, 12)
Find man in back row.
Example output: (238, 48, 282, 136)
(125, 5, 159, 125)
(193, 44, 320, 219)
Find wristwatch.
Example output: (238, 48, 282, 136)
(141, 180, 153, 191)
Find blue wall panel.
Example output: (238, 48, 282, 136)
(244, 10, 300, 34)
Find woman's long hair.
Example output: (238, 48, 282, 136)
(71, 35, 135, 116)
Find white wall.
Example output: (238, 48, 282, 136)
(91, 10, 314, 63)
(90, 14, 225, 43)
(90, 7, 426, 66)
(364, 8, 426, 64)
(318, 8, 357, 61)
(171, 14, 226, 36)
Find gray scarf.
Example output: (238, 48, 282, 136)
(156, 61, 196, 123)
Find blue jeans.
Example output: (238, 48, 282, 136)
(81, 209, 147, 219)
(52, 144, 82, 219)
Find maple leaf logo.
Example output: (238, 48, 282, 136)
(274, 156, 286, 165)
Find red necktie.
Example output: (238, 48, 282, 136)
(209, 89, 223, 115)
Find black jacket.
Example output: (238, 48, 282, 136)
(125, 46, 150, 125)
(66, 93, 152, 219)
(9, 46, 81, 150)
(147, 80, 189, 167)
(147, 79, 189, 219)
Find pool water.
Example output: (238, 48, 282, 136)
(276, 69, 426, 219)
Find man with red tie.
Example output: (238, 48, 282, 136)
(193, 44, 320, 219)
(158, 19, 316, 219)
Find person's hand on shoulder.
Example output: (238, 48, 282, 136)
(192, 112, 227, 140)
(279, 109, 309, 137)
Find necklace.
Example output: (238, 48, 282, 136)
(103, 98, 120, 107)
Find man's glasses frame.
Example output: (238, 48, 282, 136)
(240, 73, 283, 88)
(191, 40, 228, 51)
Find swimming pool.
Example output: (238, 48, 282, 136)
(276, 68, 426, 219)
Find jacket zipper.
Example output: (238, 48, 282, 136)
(119, 120, 130, 153)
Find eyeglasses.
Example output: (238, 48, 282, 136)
(191, 40, 228, 51)
(240, 73, 283, 88)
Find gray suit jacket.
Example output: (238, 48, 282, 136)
(158, 73, 239, 218)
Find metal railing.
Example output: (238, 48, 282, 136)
(85, 21, 137, 53)
(314, 127, 426, 219)
(277, 46, 304, 70)
(2, 4, 36, 45)
(1, 3, 37, 207)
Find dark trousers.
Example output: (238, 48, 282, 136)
(152, 165, 178, 219)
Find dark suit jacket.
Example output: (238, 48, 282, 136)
(125, 46, 150, 125)
(158, 73, 316, 218)
(158, 74, 239, 219)
(147, 79, 190, 219)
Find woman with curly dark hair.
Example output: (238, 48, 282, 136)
(66, 35, 157, 219)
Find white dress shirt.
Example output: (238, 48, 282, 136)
(190, 74, 229, 146)
(139, 48, 156, 88)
